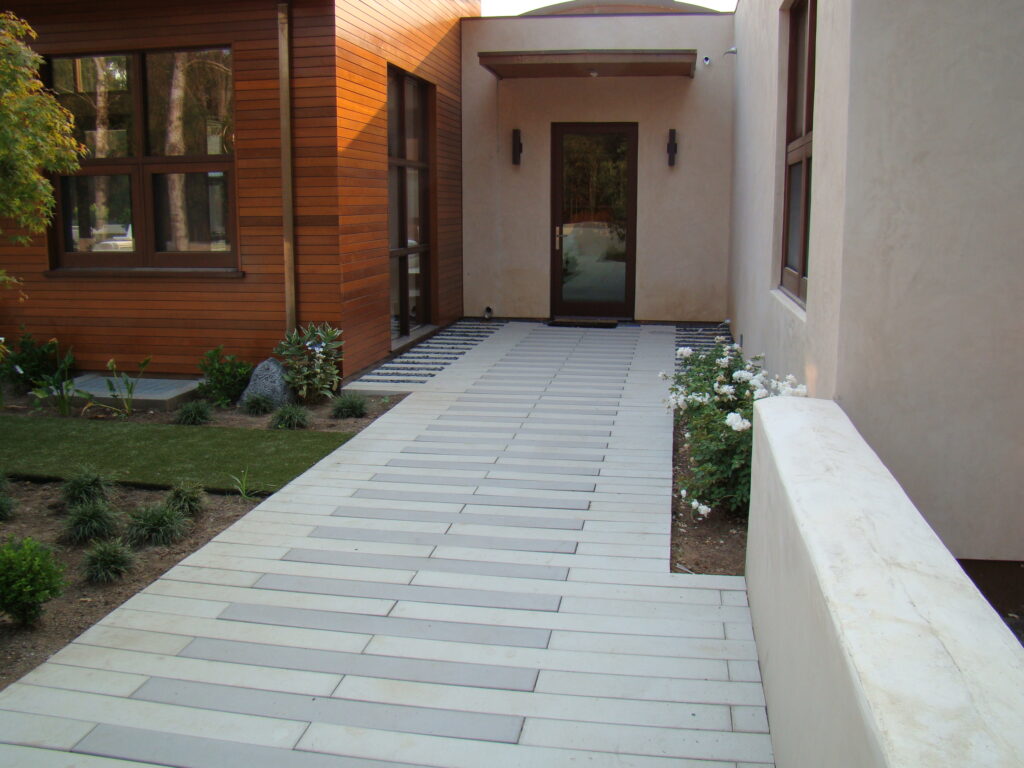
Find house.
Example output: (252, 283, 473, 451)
(1, 1, 1020, 583)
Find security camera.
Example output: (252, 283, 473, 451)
(702, 56, 711, 66)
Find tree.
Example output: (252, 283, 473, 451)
(0, 11, 84, 244)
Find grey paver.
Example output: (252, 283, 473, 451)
(312, 523, 578, 553)
(74, 724, 426, 768)
(133, 678, 523, 743)
(331, 504, 584, 530)
(283, 547, 570, 580)
(180, 638, 539, 691)
(352, 488, 590, 511)
(220, 602, 551, 648)
(254, 573, 561, 611)
(369, 472, 597, 492)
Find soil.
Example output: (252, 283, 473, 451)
(669, 417, 748, 576)
(0, 390, 406, 691)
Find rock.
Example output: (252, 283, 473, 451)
(238, 358, 292, 407)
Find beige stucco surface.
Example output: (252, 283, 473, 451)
(730, 0, 1024, 559)
(462, 14, 734, 321)
(748, 398, 1024, 768)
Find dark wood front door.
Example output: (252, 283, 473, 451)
(551, 122, 637, 318)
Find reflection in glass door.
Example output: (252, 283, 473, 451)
(388, 68, 430, 339)
(551, 123, 637, 318)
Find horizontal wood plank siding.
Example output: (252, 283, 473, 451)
(0, 0, 475, 377)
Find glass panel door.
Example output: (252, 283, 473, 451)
(551, 123, 637, 318)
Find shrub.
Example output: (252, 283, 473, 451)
(241, 393, 275, 416)
(125, 504, 188, 547)
(166, 480, 205, 518)
(61, 466, 112, 508)
(667, 339, 806, 518)
(197, 346, 253, 407)
(83, 538, 134, 584)
(331, 391, 368, 419)
(29, 347, 89, 417)
(62, 500, 121, 545)
(0, 493, 14, 522)
(270, 403, 311, 430)
(1, 331, 60, 392)
(0, 536, 65, 625)
(174, 400, 212, 426)
(274, 322, 343, 402)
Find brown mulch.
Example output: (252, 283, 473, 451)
(669, 417, 748, 576)
(0, 391, 405, 691)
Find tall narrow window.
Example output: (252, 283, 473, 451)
(50, 48, 234, 269)
(781, 0, 815, 303)
(387, 68, 430, 340)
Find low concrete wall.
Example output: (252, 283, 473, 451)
(747, 398, 1024, 768)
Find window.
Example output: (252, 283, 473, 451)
(781, 0, 815, 302)
(387, 68, 430, 339)
(50, 49, 234, 269)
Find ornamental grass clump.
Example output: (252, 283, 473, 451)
(270, 403, 311, 430)
(125, 504, 188, 547)
(274, 322, 343, 402)
(83, 538, 134, 584)
(665, 338, 806, 518)
(62, 499, 122, 545)
(61, 466, 112, 509)
(0, 536, 65, 625)
(165, 480, 205, 518)
(241, 393, 275, 416)
(331, 391, 368, 419)
(174, 399, 212, 426)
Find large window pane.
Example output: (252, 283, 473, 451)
(52, 56, 133, 158)
(387, 73, 402, 158)
(405, 168, 422, 247)
(388, 165, 402, 250)
(784, 161, 804, 271)
(408, 252, 424, 329)
(404, 77, 423, 161)
(153, 172, 229, 252)
(60, 175, 133, 252)
(147, 49, 233, 156)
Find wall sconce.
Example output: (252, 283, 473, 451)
(667, 129, 678, 167)
(512, 129, 523, 165)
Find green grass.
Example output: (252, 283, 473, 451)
(0, 414, 352, 494)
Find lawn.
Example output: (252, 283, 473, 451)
(0, 414, 352, 493)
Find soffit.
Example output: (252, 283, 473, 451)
(478, 50, 697, 79)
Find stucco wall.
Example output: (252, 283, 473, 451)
(748, 397, 1024, 768)
(730, 0, 1023, 559)
(462, 15, 734, 321)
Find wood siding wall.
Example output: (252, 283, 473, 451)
(0, 0, 474, 377)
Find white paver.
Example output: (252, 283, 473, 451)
(0, 322, 771, 767)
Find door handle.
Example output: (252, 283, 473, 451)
(554, 225, 565, 251)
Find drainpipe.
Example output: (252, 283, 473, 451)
(277, 2, 297, 331)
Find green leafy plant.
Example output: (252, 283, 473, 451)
(228, 468, 257, 500)
(241, 393, 275, 416)
(274, 322, 343, 402)
(165, 480, 205, 518)
(197, 346, 253, 407)
(101, 356, 152, 417)
(331, 391, 368, 419)
(83, 538, 134, 584)
(0, 536, 65, 625)
(125, 504, 188, 547)
(174, 400, 212, 426)
(29, 347, 90, 417)
(668, 339, 806, 518)
(62, 499, 121, 545)
(1, 331, 60, 392)
(61, 466, 112, 508)
(270, 403, 311, 430)
(0, 12, 84, 245)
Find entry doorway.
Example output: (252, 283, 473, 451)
(550, 123, 637, 319)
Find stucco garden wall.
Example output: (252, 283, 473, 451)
(462, 14, 734, 321)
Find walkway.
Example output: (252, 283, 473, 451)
(0, 322, 772, 767)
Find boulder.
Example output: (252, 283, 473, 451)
(238, 358, 292, 408)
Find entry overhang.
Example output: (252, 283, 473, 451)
(478, 49, 697, 79)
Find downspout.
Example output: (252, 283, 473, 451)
(277, 2, 297, 331)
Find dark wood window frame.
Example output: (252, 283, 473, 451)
(780, 0, 815, 303)
(387, 67, 432, 339)
(47, 48, 237, 273)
